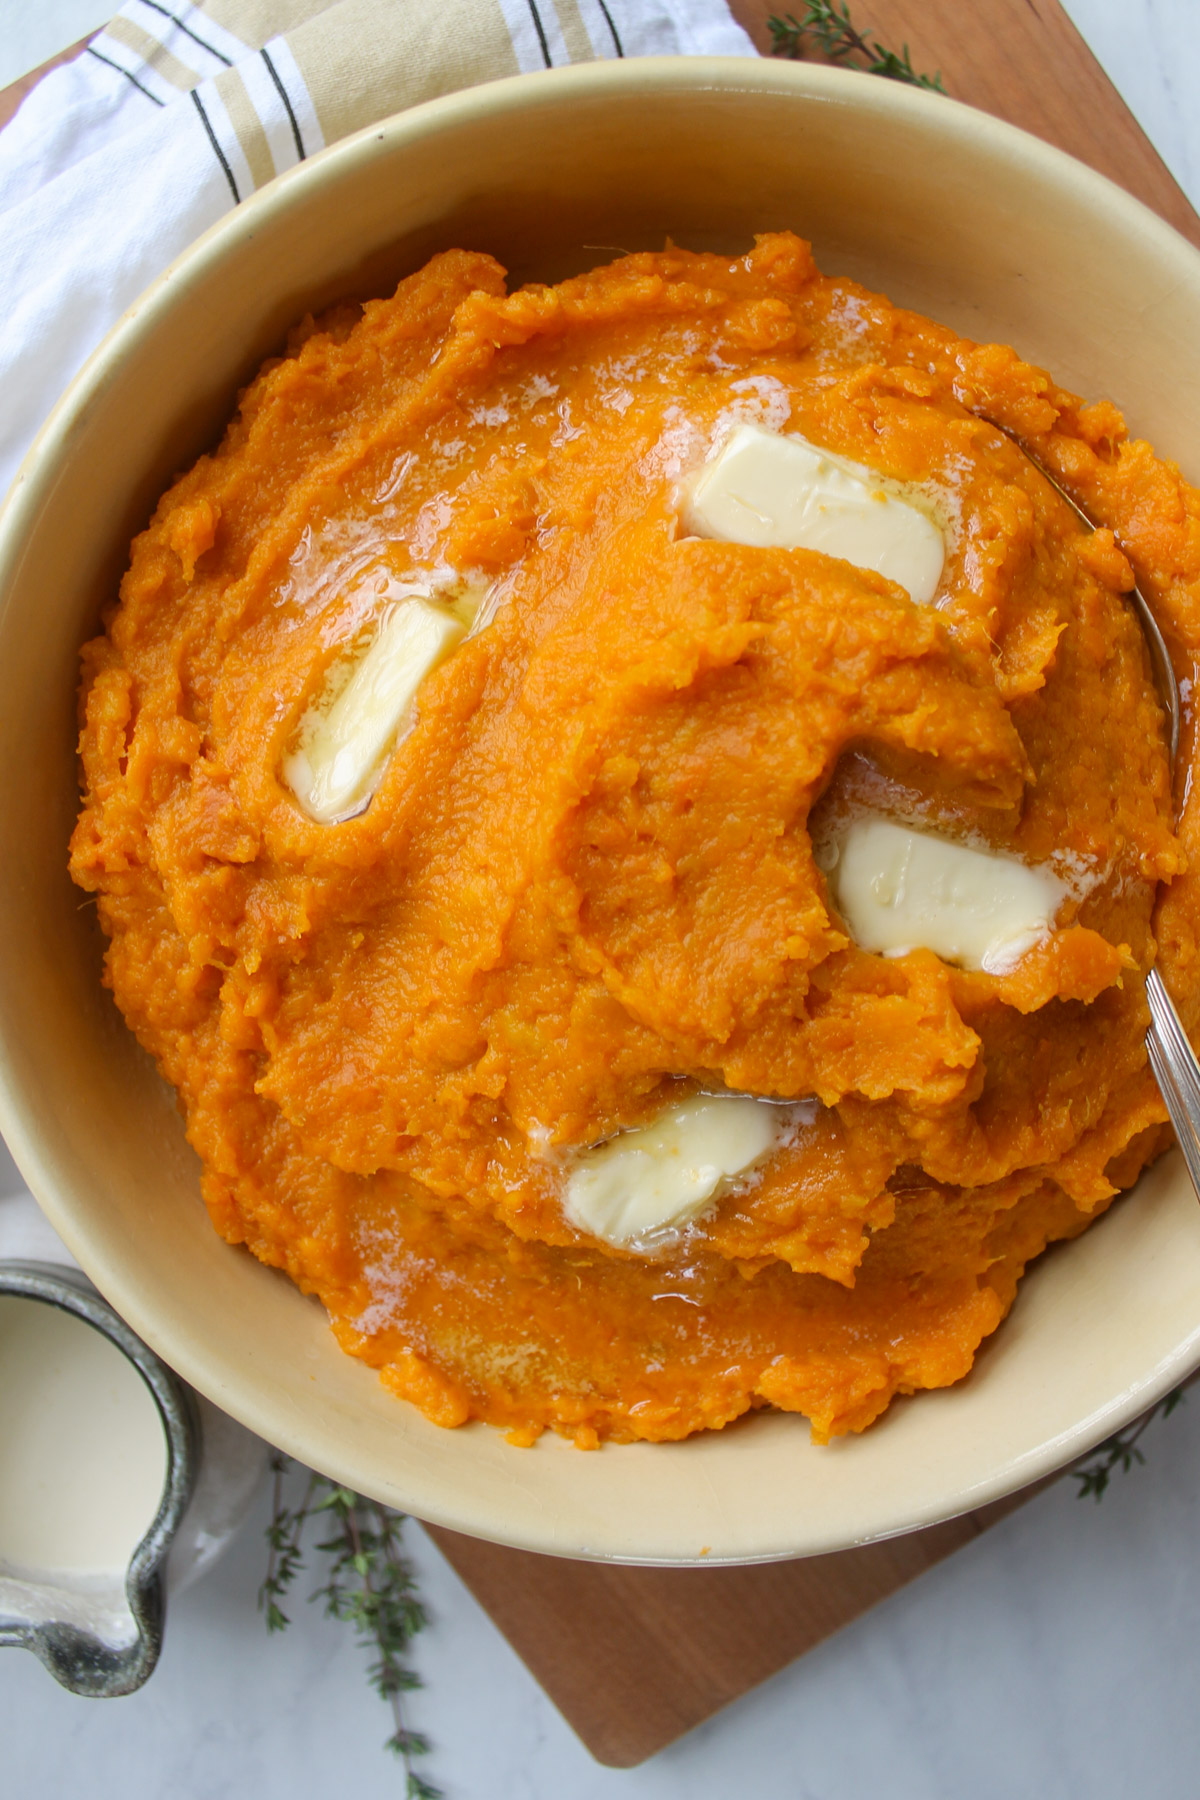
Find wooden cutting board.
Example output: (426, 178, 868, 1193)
(3, 0, 1196, 1771)
(428, 0, 1200, 1764)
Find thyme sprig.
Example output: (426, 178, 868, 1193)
(259, 1455, 440, 1799)
(1073, 1388, 1186, 1501)
(768, 1, 946, 93)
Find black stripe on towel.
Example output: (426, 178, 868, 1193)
(261, 47, 306, 161)
(525, 0, 553, 67)
(137, 0, 234, 67)
(191, 88, 240, 203)
(596, 0, 625, 57)
(86, 45, 166, 105)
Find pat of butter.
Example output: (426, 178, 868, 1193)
(682, 423, 945, 604)
(563, 1094, 783, 1247)
(830, 817, 1066, 973)
(284, 594, 466, 823)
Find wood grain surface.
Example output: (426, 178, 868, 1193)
(426, 0, 1200, 1764)
(4, 0, 1197, 1774)
(427, 1483, 1041, 1769)
(732, 0, 1200, 248)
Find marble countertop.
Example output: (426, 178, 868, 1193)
(4, 2, 1200, 1794)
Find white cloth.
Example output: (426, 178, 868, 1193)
(0, 0, 755, 498)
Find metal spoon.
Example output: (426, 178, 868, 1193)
(994, 424, 1200, 1194)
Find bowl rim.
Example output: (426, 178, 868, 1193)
(7, 51, 1200, 533)
(3, 55, 1200, 1563)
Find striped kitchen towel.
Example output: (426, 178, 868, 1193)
(0, 0, 754, 495)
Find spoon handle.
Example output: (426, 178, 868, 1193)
(1145, 967, 1200, 1198)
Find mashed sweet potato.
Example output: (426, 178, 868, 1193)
(69, 234, 1200, 1445)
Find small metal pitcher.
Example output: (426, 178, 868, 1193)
(0, 1261, 198, 1696)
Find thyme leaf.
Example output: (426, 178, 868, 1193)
(1072, 1387, 1186, 1501)
(768, 1, 946, 93)
(259, 1455, 440, 1798)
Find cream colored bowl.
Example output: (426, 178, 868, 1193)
(2, 58, 1200, 1565)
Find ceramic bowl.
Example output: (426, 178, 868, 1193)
(2, 58, 1200, 1564)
